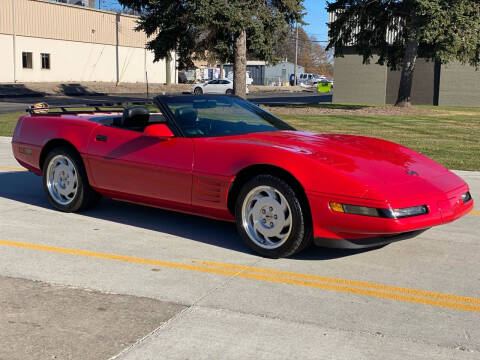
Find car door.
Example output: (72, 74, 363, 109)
(86, 124, 194, 206)
(219, 80, 231, 93)
(203, 80, 220, 94)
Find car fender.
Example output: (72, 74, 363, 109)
(12, 115, 99, 174)
(192, 137, 370, 211)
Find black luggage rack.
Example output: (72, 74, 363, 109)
(26, 101, 155, 115)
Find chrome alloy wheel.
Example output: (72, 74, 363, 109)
(46, 155, 78, 205)
(241, 186, 293, 249)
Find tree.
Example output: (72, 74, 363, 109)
(117, 0, 303, 98)
(297, 27, 313, 72)
(311, 39, 333, 76)
(327, 0, 480, 107)
(274, 26, 334, 76)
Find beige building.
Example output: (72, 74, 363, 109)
(0, 0, 176, 84)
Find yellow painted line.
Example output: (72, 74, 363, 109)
(0, 239, 479, 313)
(195, 260, 480, 305)
(0, 166, 26, 171)
(470, 210, 480, 216)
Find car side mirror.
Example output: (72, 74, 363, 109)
(143, 124, 174, 139)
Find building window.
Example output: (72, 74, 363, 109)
(22, 52, 33, 69)
(41, 53, 51, 70)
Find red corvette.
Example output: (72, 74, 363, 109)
(12, 95, 473, 258)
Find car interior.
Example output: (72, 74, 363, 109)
(93, 100, 281, 138)
(172, 105, 276, 138)
(175, 107, 203, 136)
(93, 106, 166, 132)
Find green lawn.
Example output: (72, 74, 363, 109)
(0, 112, 23, 138)
(276, 110, 480, 171)
(1, 106, 479, 170)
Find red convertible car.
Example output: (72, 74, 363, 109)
(12, 95, 473, 258)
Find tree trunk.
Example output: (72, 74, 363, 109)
(219, 63, 224, 79)
(166, 55, 172, 86)
(395, 39, 419, 107)
(233, 30, 247, 98)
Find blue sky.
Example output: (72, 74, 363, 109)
(303, 0, 329, 42)
(96, 0, 329, 41)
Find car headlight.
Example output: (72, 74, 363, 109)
(383, 206, 429, 219)
(329, 202, 428, 219)
(461, 192, 472, 204)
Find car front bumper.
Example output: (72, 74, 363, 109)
(307, 184, 473, 247)
(313, 230, 428, 249)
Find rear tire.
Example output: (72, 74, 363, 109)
(42, 146, 101, 212)
(226, 89, 233, 95)
(194, 87, 203, 95)
(235, 174, 312, 258)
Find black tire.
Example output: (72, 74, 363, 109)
(194, 87, 203, 95)
(226, 89, 233, 95)
(42, 146, 101, 212)
(235, 174, 312, 258)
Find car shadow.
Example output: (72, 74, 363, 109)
(0, 170, 379, 260)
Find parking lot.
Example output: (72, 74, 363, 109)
(0, 135, 479, 359)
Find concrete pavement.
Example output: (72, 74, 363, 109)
(0, 276, 184, 360)
(0, 136, 479, 359)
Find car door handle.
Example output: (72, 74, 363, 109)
(95, 135, 108, 142)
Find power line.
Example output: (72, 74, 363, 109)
(289, 37, 329, 43)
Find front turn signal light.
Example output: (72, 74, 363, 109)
(329, 202, 345, 213)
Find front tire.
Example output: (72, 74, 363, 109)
(194, 87, 203, 95)
(226, 89, 233, 95)
(43, 146, 100, 212)
(235, 175, 312, 258)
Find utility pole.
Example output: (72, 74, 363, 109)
(12, 0, 17, 83)
(115, 13, 120, 85)
(174, 51, 178, 84)
(294, 22, 298, 86)
(144, 47, 149, 99)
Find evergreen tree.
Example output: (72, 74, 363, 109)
(118, 0, 303, 98)
(327, 0, 480, 106)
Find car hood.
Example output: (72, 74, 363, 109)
(227, 131, 460, 199)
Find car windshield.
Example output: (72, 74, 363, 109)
(160, 95, 294, 138)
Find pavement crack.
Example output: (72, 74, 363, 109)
(109, 258, 263, 360)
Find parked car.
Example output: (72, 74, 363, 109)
(12, 96, 473, 258)
(298, 73, 324, 86)
(192, 79, 249, 95)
